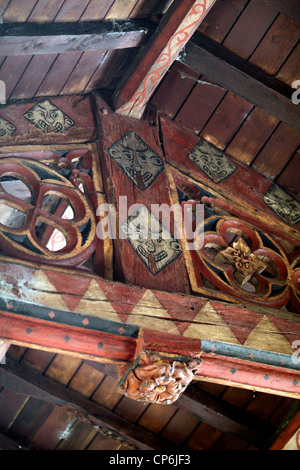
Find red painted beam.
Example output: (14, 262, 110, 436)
(113, 0, 216, 119)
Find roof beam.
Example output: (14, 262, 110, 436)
(0, 432, 28, 450)
(113, 0, 217, 119)
(0, 20, 152, 56)
(178, 385, 275, 447)
(0, 357, 177, 451)
(179, 31, 300, 131)
(85, 360, 274, 447)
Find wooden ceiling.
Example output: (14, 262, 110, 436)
(0, 0, 299, 452)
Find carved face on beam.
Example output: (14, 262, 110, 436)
(0, 116, 16, 137)
(188, 139, 237, 183)
(24, 100, 75, 134)
(264, 184, 300, 226)
(121, 205, 181, 274)
(108, 131, 164, 190)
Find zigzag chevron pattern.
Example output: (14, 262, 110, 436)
(27, 270, 293, 355)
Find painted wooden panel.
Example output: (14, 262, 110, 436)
(95, 94, 190, 294)
(160, 115, 300, 233)
(0, 95, 96, 145)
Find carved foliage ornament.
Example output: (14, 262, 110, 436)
(192, 215, 300, 311)
(117, 352, 199, 404)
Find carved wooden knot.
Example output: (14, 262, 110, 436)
(221, 237, 266, 286)
(116, 352, 200, 405)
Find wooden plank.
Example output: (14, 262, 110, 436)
(276, 42, 300, 87)
(200, 91, 253, 149)
(6, 397, 52, 445)
(79, 0, 115, 22)
(28, 0, 65, 23)
(187, 422, 222, 449)
(261, 0, 300, 23)
(2, 0, 37, 22)
(0, 20, 152, 56)
(252, 123, 300, 180)
(161, 409, 199, 445)
(137, 403, 177, 434)
(60, 50, 106, 95)
(113, 0, 217, 118)
(0, 0, 11, 17)
(54, 0, 91, 22)
(36, 52, 83, 97)
(175, 75, 226, 133)
(198, 0, 249, 43)
(0, 387, 29, 433)
(177, 385, 275, 446)
(0, 55, 32, 99)
(249, 13, 300, 75)
(0, 432, 28, 450)
(269, 409, 300, 449)
(179, 32, 300, 131)
(55, 419, 97, 450)
(29, 406, 77, 450)
(105, 0, 139, 19)
(277, 151, 300, 197)
(10, 54, 57, 101)
(223, 0, 278, 59)
(151, 62, 201, 119)
(130, 0, 167, 18)
(226, 107, 279, 166)
(0, 357, 177, 450)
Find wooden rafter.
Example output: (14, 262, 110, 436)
(0, 20, 153, 56)
(85, 360, 275, 447)
(0, 357, 176, 451)
(179, 31, 300, 132)
(113, 0, 217, 119)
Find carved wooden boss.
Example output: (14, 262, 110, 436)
(0, 3, 300, 403)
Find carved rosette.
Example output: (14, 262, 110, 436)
(116, 352, 199, 404)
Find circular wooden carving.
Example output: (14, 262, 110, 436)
(0, 158, 97, 266)
(194, 216, 292, 309)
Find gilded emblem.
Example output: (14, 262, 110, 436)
(24, 100, 75, 133)
(0, 116, 16, 137)
(264, 185, 300, 226)
(108, 131, 164, 190)
(121, 205, 181, 274)
(188, 139, 237, 183)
